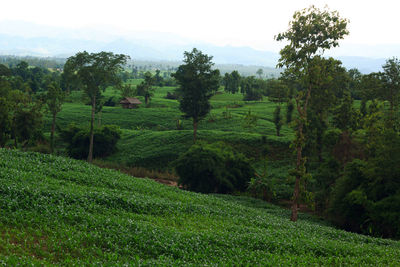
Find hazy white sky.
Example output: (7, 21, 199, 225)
(2, 0, 400, 53)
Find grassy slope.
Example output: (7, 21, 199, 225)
(0, 149, 399, 265)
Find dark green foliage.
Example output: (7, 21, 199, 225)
(313, 157, 341, 213)
(333, 92, 359, 131)
(173, 48, 220, 120)
(175, 142, 254, 194)
(0, 64, 11, 77)
(223, 71, 241, 94)
(286, 99, 294, 124)
(329, 129, 400, 238)
(61, 124, 121, 159)
(45, 82, 65, 152)
(0, 97, 10, 147)
(348, 68, 362, 99)
(64, 51, 129, 162)
(172, 48, 220, 142)
(120, 84, 136, 98)
(13, 103, 43, 147)
(154, 69, 163, 86)
(381, 57, 400, 125)
(136, 71, 155, 105)
(273, 105, 283, 136)
(241, 76, 264, 101)
(329, 159, 371, 233)
(266, 78, 288, 103)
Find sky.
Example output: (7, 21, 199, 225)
(1, 0, 400, 57)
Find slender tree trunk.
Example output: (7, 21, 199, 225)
(317, 114, 323, 162)
(193, 119, 198, 143)
(291, 124, 303, 222)
(88, 95, 96, 163)
(290, 86, 311, 222)
(50, 113, 56, 153)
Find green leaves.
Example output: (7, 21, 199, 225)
(173, 48, 220, 121)
(276, 5, 349, 70)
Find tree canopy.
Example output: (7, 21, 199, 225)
(64, 51, 129, 162)
(172, 48, 220, 142)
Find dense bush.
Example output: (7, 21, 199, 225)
(60, 124, 121, 159)
(174, 141, 254, 194)
(328, 130, 400, 238)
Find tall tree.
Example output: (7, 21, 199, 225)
(381, 57, 400, 126)
(307, 56, 349, 162)
(273, 105, 283, 136)
(223, 71, 241, 94)
(275, 5, 349, 221)
(45, 82, 65, 153)
(256, 68, 263, 79)
(63, 51, 129, 162)
(172, 48, 220, 142)
(136, 71, 155, 105)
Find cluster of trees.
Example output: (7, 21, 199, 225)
(273, 5, 400, 238)
(0, 53, 127, 162)
(0, 62, 63, 151)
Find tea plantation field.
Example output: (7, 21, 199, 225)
(1, 149, 399, 265)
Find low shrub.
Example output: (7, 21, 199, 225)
(174, 141, 254, 194)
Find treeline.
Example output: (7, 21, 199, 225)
(0, 55, 65, 70)
(269, 5, 400, 239)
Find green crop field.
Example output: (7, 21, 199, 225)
(44, 85, 294, 179)
(1, 149, 399, 265)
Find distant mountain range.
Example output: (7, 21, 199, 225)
(0, 21, 395, 73)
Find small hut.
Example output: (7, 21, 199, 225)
(120, 97, 142, 109)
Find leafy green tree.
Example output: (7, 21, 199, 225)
(0, 79, 12, 146)
(45, 82, 65, 153)
(348, 68, 362, 99)
(381, 57, 400, 125)
(266, 78, 288, 103)
(154, 69, 163, 86)
(306, 56, 349, 162)
(13, 102, 43, 148)
(0, 64, 11, 77)
(136, 71, 155, 105)
(275, 5, 349, 221)
(241, 76, 264, 101)
(13, 61, 30, 82)
(230, 70, 241, 93)
(120, 84, 136, 98)
(63, 51, 129, 162)
(172, 48, 220, 142)
(333, 92, 359, 131)
(256, 68, 263, 79)
(286, 99, 294, 124)
(273, 105, 283, 136)
(329, 127, 400, 238)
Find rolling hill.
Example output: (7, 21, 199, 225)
(0, 149, 399, 265)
